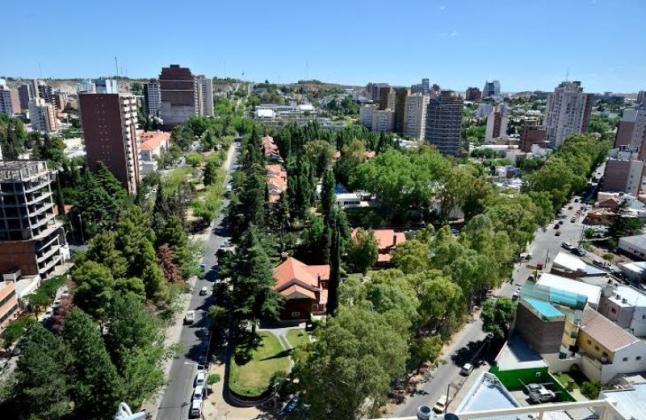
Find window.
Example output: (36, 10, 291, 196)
(637, 356, 642, 361)
(611, 308, 617, 313)
(603, 352, 608, 357)
(595, 346, 600, 351)
(587, 339, 592, 345)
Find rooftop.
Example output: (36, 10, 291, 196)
(552, 252, 607, 276)
(523, 298, 564, 320)
(495, 334, 548, 371)
(607, 285, 646, 308)
(0, 160, 49, 181)
(600, 383, 646, 419)
(536, 273, 602, 306)
(619, 233, 646, 250)
(139, 131, 170, 151)
(581, 307, 639, 351)
(456, 372, 522, 414)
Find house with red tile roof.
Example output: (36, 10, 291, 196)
(266, 163, 287, 203)
(138, 130, 171, 175)
(262, 135, 281, 161)
(273, 256, 330, 320)
(351, 228, 406, 264)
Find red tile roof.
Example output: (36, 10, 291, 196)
(351, 228, 406, 250)
(139, 131, 171, 151)
(273, 257, 330, 301)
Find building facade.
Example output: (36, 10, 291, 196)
(143, 80, 161, 117)
(520, 124, 548, 152)
(79, 93, 140, 195)
(29, 98, 57, 133)
(543, 81, 593, 148)
(359, 103, 377, 128)
(159, 64, 197, 128)
(599, 285, 646, 337)
(482, 80, 501, 99)
(17, 84, 33, 110)
(378, 86, 396, 111)
(371, 109, 395, 133)
(0, 84, 20, 116)
(403, 93, 429, 140)
(0, 280, 19, 331)
(394, 87, 410, 133)
(0, 161, 66, 279)
(94, 78, 118, 94)
(485, 104, 509, 143)
(465, 87, 482, 101)
(425, 90, 464, 156)
(195, 75, 214, 117)
(602, 150, 645, 196)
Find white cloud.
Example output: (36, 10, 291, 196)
(439, 5, 446, 10)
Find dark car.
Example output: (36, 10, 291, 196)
(570, 217, 576, 223)
(573, 248, 586, 257)
(555, 231, 561, 236)
(284, 396, 300, 414)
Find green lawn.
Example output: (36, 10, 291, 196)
(286, 329, 310, 349)
(163, 166, 193, 193)
(228, 332, 290, 398)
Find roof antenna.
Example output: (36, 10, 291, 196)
(114, 56, 119, 78)
(565, 68, 570, 82)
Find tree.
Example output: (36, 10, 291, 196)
(327, 210, 341, 316)
(481, 297, 517, 339)
(157, 244, 183, 283)
(411, 335, 443, 373)
(392, 239, 431, 274)
(63, 309, 123, 418)
(297, 306, 408, 419)
(72, 261, 115, 319)
(203, 158, 219, 186)
(85, 231, 128, 278)
(346, 228, 378, 274)
(10, 324, 73, 419)
(320, 169, 336, 222)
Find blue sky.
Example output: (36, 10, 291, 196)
(2, 0, 645, 92)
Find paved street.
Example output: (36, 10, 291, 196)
(157, 143, 239, 420)
(394, 188, 593, 417)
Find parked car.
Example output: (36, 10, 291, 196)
(592, 260, 608, 269)
(570, 217, 576, 223)
(460, 363, 474, 376)
(184, 310, 196, 325)
(558, 220, 564, 225)
(189, 399, 202, 418)
(554, 224, 560, 230)
(561, 242, 573, 251)
(283, 395, 300, 414)
(433, 395, 448, 414)
(195, 370, 206, 387)
(527, 383, 556, 403)
(573, 247, 586, 257)
(512, 287, 521, 300)
(555, 231, 561, 236)
(192, 385, 205, 402)
(199, 287, 208, 296)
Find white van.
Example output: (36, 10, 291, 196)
(189, 398, 202, 418)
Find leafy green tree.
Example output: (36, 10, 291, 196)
(346, 228, 379, 274)
(481, 297, 517, 339)
(407, 271, 465, 336)
(297, 306, 408, 419)
(320, 169, 336, 222)
(72, 261, 115, 319)
(11, 323, 73, 419)
(63, 309, 123, 418)
(85, 231, 128, 278)
(203, 158, 219, 186)
(392, 239, 431, 274)
(411, 335, 443, 373)
(327, 210, 341, 316)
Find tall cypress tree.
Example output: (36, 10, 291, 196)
(321, 169, 336, 223)
(327, 209, 341, 316)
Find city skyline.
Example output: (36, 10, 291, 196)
(2, 0, 645, 93)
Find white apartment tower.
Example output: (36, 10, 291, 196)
(371, 109, 395, 133)
(359, 104, 377, 128)
(543, 81, 593, 148)
(485, 104, 509, 143)
(403, 93, 430, 140)
(29, 98, 57, 133)
(195, 76, 214, 117)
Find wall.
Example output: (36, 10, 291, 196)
(515, 303, 565, 354)
(542, 352, 582, 374)
(0, 240, 38, 276)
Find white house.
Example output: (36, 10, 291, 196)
(138, 131, 170, 175)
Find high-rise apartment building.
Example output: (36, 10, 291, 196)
(94, 78, 118, 94)
(403, 93, 429, 140)
(0, 161, 66, 279)
(79, 93, 140, 195)
(425, 90, 464, 156)
(411, 78, 431, 95)
(379, 87, 396, 111)
(371, 109, 395, 133)
(195, 76, 214, 117)
(614, 109, 646, 161)
(520, 124, 548, 152)
(359, 103, 377, 128)
(159, 64, 198, 128)
(482, 80, 501, 99)
(543, 81, 593, 148)
(143, 80, 162, 117)
(637, 91, 646, 107)
(394, 87, 410, 132)
(602, 149, 646, 196)
(366, 83, 389, 102)
(485, 104, 509, 143)
(17, 84, 33, 110)
(77, 79, 96, 94)
(36, 82, 53, 103)
(465, 87, 482, 101)
(0, 84, 20, 116)
(29, 98, 57, 133)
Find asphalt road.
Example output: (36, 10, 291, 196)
(157, 144, 239, 420)
(395, 190, 593, 417)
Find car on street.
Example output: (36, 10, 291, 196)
(199, 286, 208, 296)
(554, 224, 559, 229)
(433, 395, 448, 414)
(592, 260, 608, 269)
(512, 286, 521, 300)
(570, 217, 576, 223)
(558, 220, 564, 225)
(283, 395, 300, 414)
(561, 242, 573, 251)
(555, 231, 561, 236)
(184, 310, 196, 325)
(573, 247, 586, 257)
(192, 385, 205, 402)
(568, 205, 573, 210)
(460, 363, 474, 375)
(199, 263, 206, 272)
(189, 399, 202, 418)
(195, 370, 206, 387)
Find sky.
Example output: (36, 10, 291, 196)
(2, 0, 645, 93)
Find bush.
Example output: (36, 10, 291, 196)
(602, 253, 614, 262)
(208, 373, 221, 385)
(580, 381, 600, 399)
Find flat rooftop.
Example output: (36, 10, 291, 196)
(0, 160, 49, 181)
(608, 285, 646, 308)
(524, 298, 564, 319)
(456, 372, 523, 414)
(495, 335, 547, 371)
(600, 383, 646, 419)
(536, 273, 602, 306)
(552, 252, 607, 276)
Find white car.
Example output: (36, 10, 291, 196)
(199, 287, 208, 296)
(184, 310, 196, 325)
(195, 370, 206, 387)
(433, 394, 448, 413)
(460, 363, 474, 375)
(192, 385, 205, 401)
(189, 398, 202, 418)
